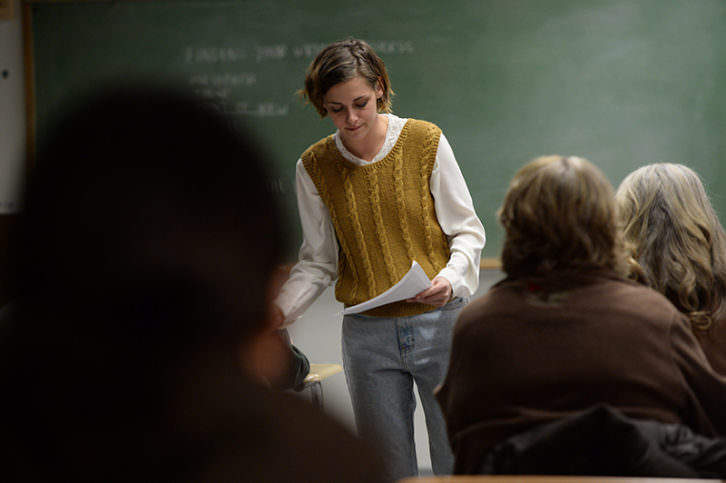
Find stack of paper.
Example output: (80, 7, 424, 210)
(342, 261, 432, 315)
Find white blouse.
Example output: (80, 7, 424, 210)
(276, 113, 486, 326)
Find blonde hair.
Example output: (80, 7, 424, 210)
(300, 37, 394, 117)
(616, 163, 726, 330)
(499, 155, 628, 278)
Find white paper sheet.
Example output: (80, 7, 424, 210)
(342, 261, 432, 315)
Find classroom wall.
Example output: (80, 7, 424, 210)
(0, 0, 24, 306)
(0, 0, 24, 213)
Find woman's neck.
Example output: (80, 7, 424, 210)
(341, 114, 388, 163)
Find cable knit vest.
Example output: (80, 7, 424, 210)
(302, 118, 451, 317)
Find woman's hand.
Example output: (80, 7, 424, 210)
(408, 276, 452, 307)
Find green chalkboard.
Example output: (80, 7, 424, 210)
(27, 0, 726, 262)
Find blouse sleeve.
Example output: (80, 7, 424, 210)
(430, 132, 487, 298)
(274, 159, 338, 326)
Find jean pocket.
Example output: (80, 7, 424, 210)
(442, 296, 469, 311)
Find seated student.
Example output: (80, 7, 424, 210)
(436, 155, 726, 476)
(617, 163, 726, 375)
(0, 84, 385, 482)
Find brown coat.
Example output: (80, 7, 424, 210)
(436, 270, 726, 475)
(693, 310, 726, 377)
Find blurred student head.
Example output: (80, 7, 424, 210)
(4, 82, 293, 435)
(616, 163, 726, 330)
(15, 83, 284, 349)
(498, 155, 627, 278)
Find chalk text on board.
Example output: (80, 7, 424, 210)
(185, 47, 247, 63)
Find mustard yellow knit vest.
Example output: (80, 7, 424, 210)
(302, 119, 451, 317)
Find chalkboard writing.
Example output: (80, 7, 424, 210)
(27, 0, 726, 262)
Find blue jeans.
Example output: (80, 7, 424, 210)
(341, 297, 467, 481)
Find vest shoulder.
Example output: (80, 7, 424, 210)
(301, 135, 335, 161)
(406, 118, 442, 136)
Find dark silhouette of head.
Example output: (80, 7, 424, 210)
(15, 83, 286, 349)
(2, 83, 294, 478)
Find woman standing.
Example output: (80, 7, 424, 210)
(273, 38, 485, 480)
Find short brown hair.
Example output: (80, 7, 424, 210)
(300, 37, 394, 117)
(499, 155, 627, 278)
